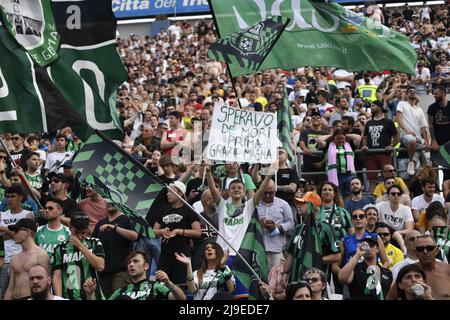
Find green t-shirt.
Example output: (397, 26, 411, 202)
(109, 279, 170, 300)
(52, 237, 105, 300)
(35, 224, 71, 262)
(25, 171, 43, 190)
(319, 204, 353, 240)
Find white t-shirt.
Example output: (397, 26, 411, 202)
(376, 202, 414, 231)
(396, 101, 428, 138)
(333, 69, 353, 89)
(216, 198, 254, 255)
(391, 257, 418, 280)
(0, 209, 33, 262)
(411, 194, 445, 213)
(193, 267, 235, 300)
(44, 151, 74, 174)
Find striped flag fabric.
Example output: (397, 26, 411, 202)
(278, 89, 296, 164)
(207, 16, 289, 77)
(72, 132, 164, 238)
(231, 208, 269, 300)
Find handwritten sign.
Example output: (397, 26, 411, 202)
(205, 106, 277, 164)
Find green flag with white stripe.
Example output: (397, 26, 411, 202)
(207, 16, 289, 77)
(72, 132, 164, 238)
(278, 88, 296, 164)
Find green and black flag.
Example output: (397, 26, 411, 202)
(433, 141, 450, 169)
(231, 208, 269, 300)
(72, 132, 164, 238)
(278, 89, 296, 164)
(434, 226, 450, 262)
(297, 203, 324, 280)
(0, 0, 126, 139)
(207, 16, 289, 77)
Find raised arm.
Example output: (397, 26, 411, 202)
(205, 164, 221, 204)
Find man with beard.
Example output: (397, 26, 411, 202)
(411, 177, 445, 222)
(344, 178, 375, 214)
(328, 97, 352, 128)
(4, 218, 50, 300)
(35, 198, 71, 262)
(28, 264, 66, 300)
(427, 85, 450, 182)
(414, 235, 450, 299)
(83, 250, 185, 300)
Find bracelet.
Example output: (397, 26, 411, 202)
(186, 276, 194, 281)
(113, 225, 118, 231)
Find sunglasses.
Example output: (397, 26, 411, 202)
(384, 169, 395, 173)
(304, 277, 320, 284)
(12, 137, 21, 140)
(378, 232, 390, 237)
(416, 245, 436, 253)
(390, 192, 401, 197)
(45, 206, 55, 210)
(351, 214, 366, 220)
(50, 179, 61, 184)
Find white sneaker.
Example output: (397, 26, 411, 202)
(407, 161, 415, 175)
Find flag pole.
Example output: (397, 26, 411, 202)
(0, 136, 44, 211)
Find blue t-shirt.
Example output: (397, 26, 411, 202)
(344, 196, 375, 215)
(0, 196, 39, 213)
(343, 231, 378, 265)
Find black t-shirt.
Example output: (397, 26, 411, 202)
(10, 147, 30, 170)
(274, 168, 300, 204)
(403, 8, 413, 20)
(364, 117, 397, 149)
(146, 175, 179, 227)
(427, 101, 450, 145)
(93, 214, 135, 274)
(63, 198, 81, 218)
(299, 128, 328, 168)
(349, 262, 393, 300)
(156, 205, 200, 251)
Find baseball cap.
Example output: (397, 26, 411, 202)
(361, 235, 379, 247)
(311, 111, 321, 118)
(371, 100, 387, 113)
(62, 160, 73, 169)
(47, 172, 68, 183)
(170, 181, 186, 195)
(295, 191, 322, 207)
(8, 218, 37, 233)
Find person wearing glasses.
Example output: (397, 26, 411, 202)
(373, 164, 410, 199)
(47, 173, 81, 227)
(9, 133, 30, 170)
(376, 185, 414, 238)
(414, 234, 450, 299)
(4, 218, 49, 300)
(375, 177, 411, 207)
(34, 198, 71, 261)
(338, 236, 393, 300)
(391, 230, 421, 280)
(375, 222, 404, 270)
(303, 268, 328, 300)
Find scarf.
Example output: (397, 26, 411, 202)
(326, 141, 355, 186)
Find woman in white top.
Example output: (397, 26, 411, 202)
(175, 242, 234, 300)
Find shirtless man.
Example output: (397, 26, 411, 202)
(415, 235, 450, 299)
(4, 218, 50, 300)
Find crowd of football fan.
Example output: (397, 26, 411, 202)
(0, 3, 449, 300)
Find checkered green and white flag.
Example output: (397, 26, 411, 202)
(207, 15, 289, 77)
(72, 132, 164, 238)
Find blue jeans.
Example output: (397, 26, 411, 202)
(337, 173, 356, 198)
(134, 237, 161, 276)
(0, 263, 10, 298)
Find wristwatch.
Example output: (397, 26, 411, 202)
(113, 225, 118, 231)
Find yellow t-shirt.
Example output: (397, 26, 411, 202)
(255, 96, 268, 110)
(373, 177, 408, 197)
(384, 243, 404, 269)
(417, 211, 428, 230)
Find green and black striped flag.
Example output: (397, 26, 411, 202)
(434, 226, 450, 262)
(231, 208, 269, 300)
(72, 131, 164, 238)
(207, 16, 289, 77)
(278, 89, 296, 164)
(434, 141, 450, 169)
(296, 203, 324, 280)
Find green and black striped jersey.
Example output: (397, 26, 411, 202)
(52, 237, 105, 300)
(108, 279, 170, 300)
